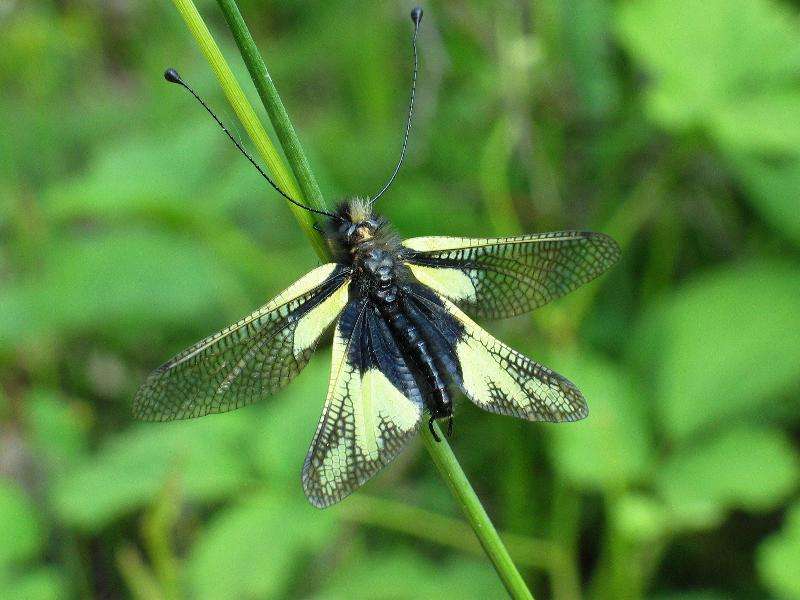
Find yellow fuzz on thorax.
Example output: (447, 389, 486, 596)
(347, 198, 372, 223)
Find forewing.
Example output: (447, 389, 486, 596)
(403, 232, 620, 319)
(408, 285, 587, 422)
(303, 300, 424, 508)
(133, 263, 351, 421)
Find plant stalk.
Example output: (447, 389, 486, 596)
(171, 0, 328, 259)
(216, 0, 327, 216)
(423, 422, 534, 599)
(170, 1, 533, 597)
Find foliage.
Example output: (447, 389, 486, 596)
(1, 0, 799, 598)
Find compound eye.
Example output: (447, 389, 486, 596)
(345, 224, 358, 238)
(365, 219, 379, 229)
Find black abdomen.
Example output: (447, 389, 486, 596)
(357, 247, 453, 419)
(380, 301, 452, 419)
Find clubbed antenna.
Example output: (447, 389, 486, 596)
(163, 68, 336, 219)
(369, 6, 424, 206)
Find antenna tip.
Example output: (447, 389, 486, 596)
(164, 68, 182, 84)
(410, 6, 423, 25)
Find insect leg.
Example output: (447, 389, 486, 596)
(428, 415, 442, 442)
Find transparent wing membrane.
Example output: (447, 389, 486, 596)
(404, 232, 621, 319)
(133, 264, 351, 421)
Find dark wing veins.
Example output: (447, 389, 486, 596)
(403, 232, 620, 319)
(133, 264, 351, 421)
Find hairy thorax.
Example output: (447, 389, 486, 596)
(356, 246, 400, 304)
(328, 198, 405, 303)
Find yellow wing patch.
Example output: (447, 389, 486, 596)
(458, 338, 528, 412)
(406, 263, 476, 303)
(293, 280, 350, 356)
(271, 262, 339, 308)
(403, 234, 594, 252)
(403, 236, 476, 252)
(303, 304, 424, 507)
(319, 437, 349, 489)
(438, 295, 588, 422)
(170, 262, 340, 368)
(356, 369, 420, 455)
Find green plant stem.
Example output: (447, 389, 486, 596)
(171, 2, 533, 597)
(423, 422, 534, 599)
(116, 545, 165, 600)
(216, 0, 327, 216)
(549, 476, 583, 600)
(141, 475, 182, 600)
(170, 0, 329, 259)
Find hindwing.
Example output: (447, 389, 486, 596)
(302, 300, 424, 508)
(133, 263, 351, 421)
(407, 285, 587, 422)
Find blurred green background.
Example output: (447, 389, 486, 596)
(2, 0, 800, 598)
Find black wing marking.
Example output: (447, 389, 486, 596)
(302, 300, 424, 508)
(133, 263, 351, 421)
(402, 232, 621, 319)
(407, 284, 587, 422)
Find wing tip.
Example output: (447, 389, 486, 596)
(131, 389, 153, 421)
(300, 462, 348, 510)
(570, 397, 589, 421)
(304, 490, 333, 510)
(130, 382, 173, 422)
(130, 400, 168, 422)
(130, 384, 217, 423)
(588, 231, 622, 267)
(556, 374, 589, 422)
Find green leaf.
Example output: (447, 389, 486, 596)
(631, 260, 800, 439)
(0, 230, 242, 350)
(0, 481, 43, 568)
(22, 388, 90, 475)
(612, 493, 669, 543)
(656, 427, 799, 529)
(757, 502, 800, 599)
(562, 0, 619, 119)
(42, 124, 227, 224)
(550, 352, 653, 491)
(320, 548, 504, 599)
(616, 0, 800, 243)
(726, 153, 800, 246)
(186, 491, 336, 600)
(52, 414, 253, 531)
(0, 568, 67, 600)
(616, 0, 800, 151)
